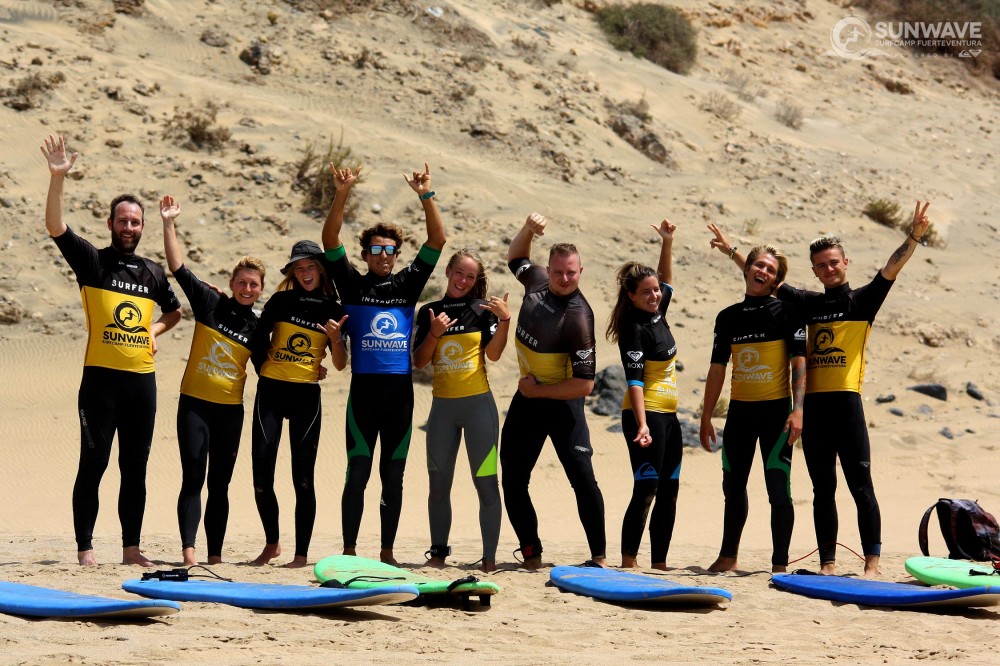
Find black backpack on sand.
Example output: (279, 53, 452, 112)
(918, 498, 1000, 562)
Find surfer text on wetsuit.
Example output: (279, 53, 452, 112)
(42, 135, 182, 567)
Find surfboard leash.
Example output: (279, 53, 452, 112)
(141, 565, 232, 582)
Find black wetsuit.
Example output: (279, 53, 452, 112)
(172, 264, 258, 558)
(250, 285, 344, 558)
(325, 243, 441, 551)
(617, 283, 681, 565)
(778, 273, 893, 562)
(53, 226, 181, 552)
(501, 259, 605, 560)
(710, 294, 806, 566)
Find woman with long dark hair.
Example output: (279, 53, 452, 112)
(606, 219, 680, 570)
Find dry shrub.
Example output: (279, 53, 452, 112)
(595, 3, 697, 75)
(2, 71, 65, 111)
(864, 198, 945, 247)
(163, 102, 231, 151)
(292, 134, 363, 217)
(774, 99, 804, 129)
(700, 91, 741, 122)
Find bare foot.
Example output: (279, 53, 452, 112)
(283, 555, 308, 569)
(819, 561, 836, 575)
(523, 555, 543, 571)
(650, 562, 668, 571)
(863, 555, 880, 577)
(772, 564, 788, 573)
(342, 547, 357, 556)
(379, 549, 398, 565)
(250, 543, 281, 566)
(182, 547, 198, 567)
(481, 560, 496, 573)
(621, 555, 638, 568)
(77, 549, 97, 566)
(122, 546, 154, 567)
(589, 556, 606, 568)
(425, 556, 447, 568)
(207, 555, 223, 565)
(707, 556, 738, 573)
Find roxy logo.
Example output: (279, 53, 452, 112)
(627, 351, 643, 362)
(575, 348, 594, 360)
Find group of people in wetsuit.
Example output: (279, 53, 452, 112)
(41, 133, 931, 576)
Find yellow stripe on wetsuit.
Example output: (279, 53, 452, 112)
(730, 339, 791, 402)
(431, 331, 490, 399)
(622, 358, 678, 413)
(805, 320, 872, 394)
(80, 284, 157, 373)
(180, 322, 252, 404)
(261, 321, 328, 383)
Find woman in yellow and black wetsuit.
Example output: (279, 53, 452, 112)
(412, 249, 511, 573)
(161, 196, 265, 566)
(607, 219, 680, 570)
(249, 240, 347, 568)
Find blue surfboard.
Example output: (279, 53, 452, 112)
(0, 581, 180, 619)
(123, 578, 418, 610)
(549, 566, 732, 605)
(772, 573, 1000, 608)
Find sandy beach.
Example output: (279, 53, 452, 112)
(1, 0, 999, 662)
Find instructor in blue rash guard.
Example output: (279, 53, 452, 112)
(711, 201, 931, 576)
(322, 163, 446, 565)
(42, 135, 182, 567)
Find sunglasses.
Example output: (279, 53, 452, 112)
(368, 245, 397, 256)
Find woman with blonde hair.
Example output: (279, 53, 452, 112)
(413, 249, 510, 572)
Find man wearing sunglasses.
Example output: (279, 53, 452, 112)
(322, 163, 446, 564)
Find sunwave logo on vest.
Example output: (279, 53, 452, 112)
(734, 347, 773, 383)
(361, 311, 409, 351)
(809, 326, 847, 368)
(276, 332, 315, 362)
(198, 340, 239, 379)
(102, 300, 149, 348)
(437, 339, 474, 372)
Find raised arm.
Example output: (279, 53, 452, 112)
(403, 163, 446, 251)
(707, 222, 747, 272)
(481, 293, 511, 362)
(651, 218, 676, 284)
(412, 308, 456, 369)
(880, 200, 930, 281)
(508, 212, 546, 263)
(322, 166, 361, 250)
(159, 195, 184, 274)
(41, 135, 78, 238)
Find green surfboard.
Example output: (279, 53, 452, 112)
(906, 556, 1000, 589)
(314, 555, 500, 606)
